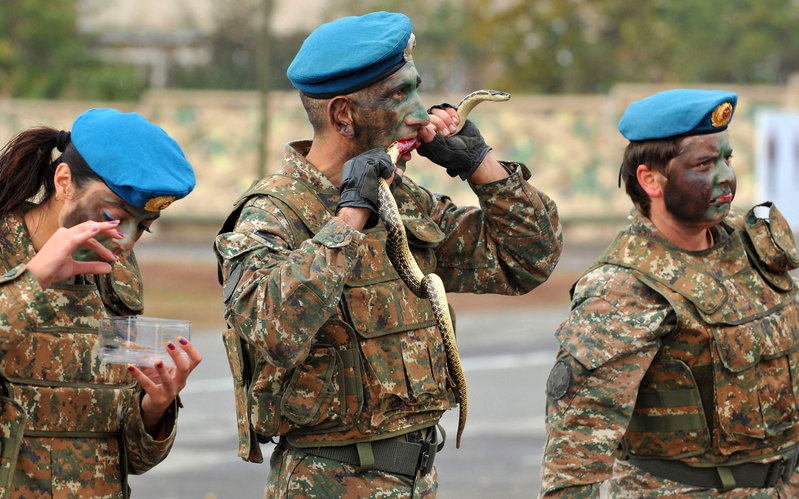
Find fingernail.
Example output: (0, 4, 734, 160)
(112, 253, 119, 261)
(127, 364, 134, 372)
(117, 231, 125, 238)
(111, 219, 119, 225)
(449, 125, 457, 134)
(155, 360, 164, 368)
(167, 341, 176, 350)
(178, 336, 188, 345)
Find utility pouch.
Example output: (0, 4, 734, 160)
(222, 328, 263, 463)
(744, 202, 799, 273)
(0, 396, 27, 497)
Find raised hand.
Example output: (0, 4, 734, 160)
(26, 219, 123, 288)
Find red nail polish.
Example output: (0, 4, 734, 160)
(117, 231, 125, 238)
(167, 341, 175, 350)
(127, 364, 134, 372)
(178, 336, 188, 345)
(112, 253, 119, 260)
(155, 360, 164, 368)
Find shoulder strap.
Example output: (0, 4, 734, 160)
(215, 174, 335, 284)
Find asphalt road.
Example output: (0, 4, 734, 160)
(127, 305, 568, 499)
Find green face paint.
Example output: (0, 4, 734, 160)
(663, 131, 736, 226)
(67, 192, 158, 262)
(351, 62, 428, 152)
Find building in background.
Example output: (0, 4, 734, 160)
(77, 0, 329, 88)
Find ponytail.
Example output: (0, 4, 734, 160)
(0, 127, 100, 216)
(0, 127, 61, 215)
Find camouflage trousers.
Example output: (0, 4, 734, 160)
(264, 445, 438, 499)
(608, 458, 799, 498)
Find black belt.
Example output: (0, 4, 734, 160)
(628, 451, 799, 491)
(282, 427, 439, 477)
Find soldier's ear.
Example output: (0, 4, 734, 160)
(636, 164, 664, 198)
(328, 97, 355, 137)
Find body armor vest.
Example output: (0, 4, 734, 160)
(0, 211, 143, 493)
(599, 205, 799, 465)
(219, 174, 456, 462)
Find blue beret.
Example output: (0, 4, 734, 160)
(287, 11, 413, 98)
(71, 109, 195, 211)
(618, 89, 738, 141)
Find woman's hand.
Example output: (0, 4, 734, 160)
(26, 219, 122, 288)
(129, 337, 203, 437)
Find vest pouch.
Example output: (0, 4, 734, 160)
(744, 202, 799, 273)
(343, 278, 449, 424)
(625, 358, 710, 459)
(221, 328, 263, 463)
(280, 345, 346, 430)
(711, 318, 799, 453)
(0, 396, 26, 497)
(402, 216, 446, 249)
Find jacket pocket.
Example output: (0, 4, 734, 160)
(0, 396, 27, 496)
(280, 346, 346, 429)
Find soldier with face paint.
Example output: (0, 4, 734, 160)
(539, 89, 799, 497)
(0, 109, 203, 497)
(214, 11, 563, 498)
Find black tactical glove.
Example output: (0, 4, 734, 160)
(417, 112, 492, 180)
(336, 148, 394, 218)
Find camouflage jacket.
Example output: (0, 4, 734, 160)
(216, 140, 562, 452)
(0, 210, 177, 498)
(540, 205, 799, 498)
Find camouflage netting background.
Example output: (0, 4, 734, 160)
(0, 83, 794, 237)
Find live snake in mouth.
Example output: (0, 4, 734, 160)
(378, 89, 510, 448)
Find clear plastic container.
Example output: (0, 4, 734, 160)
(98, 316, 191, 366)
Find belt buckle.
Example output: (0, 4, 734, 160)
(418, 441, 433, 475)
(765, 460, 786, 488)
(417, 427, 437, 475)
(764, 452, 798, 488)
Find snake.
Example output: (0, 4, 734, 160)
(377, 89, 511, 448)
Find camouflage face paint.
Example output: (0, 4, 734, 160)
(64, 182, 158, 261)
(350, 62, 428, 152)
(663, 131, 735, 226)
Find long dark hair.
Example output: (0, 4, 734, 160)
(0, 127, 102, 215)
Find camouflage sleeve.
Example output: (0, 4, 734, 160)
(215, 195, 366, 368)
(424, 161, 562, 294)
(0, 265, 57, 346)
(539, 265, 673, 497)
(123, 393, 179, 474)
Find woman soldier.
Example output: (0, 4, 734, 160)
(0, 108, 202, 497)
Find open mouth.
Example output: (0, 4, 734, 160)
(396, 137, 421, 162)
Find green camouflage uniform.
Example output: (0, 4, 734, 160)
(215, 140, 562, 498)
(0, 210, 178, 499)
(540, 206, 799, 498)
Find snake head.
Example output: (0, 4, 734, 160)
(386, 138, 421, 165)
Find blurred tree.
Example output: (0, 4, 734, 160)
(5, 0, 799, 98)
(0, 0, 146, 99)
(335, 0, 799, 94)
(171, 0, 304, 91)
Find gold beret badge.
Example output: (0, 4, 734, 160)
(144, 196, 176, 211)
(711, 102, 733, 127)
